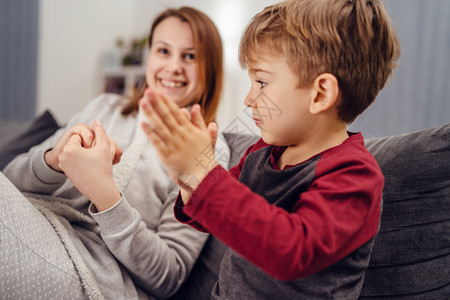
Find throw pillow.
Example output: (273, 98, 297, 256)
(0, 110, 60, 170)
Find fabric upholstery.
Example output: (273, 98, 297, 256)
(360, 123, 450, 298)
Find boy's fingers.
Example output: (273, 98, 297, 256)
(141, 122, 170, 156)
(149, 90, 190, 130)
(208, 122, 218, 149)
(191, 104, 207, 130)
(148, 90, 179, 129)
(141, 96, 173, 142)
(160, 91, 191, 126)
(180, 108, 190, 120)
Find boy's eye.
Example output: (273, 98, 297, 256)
(256, 80, 267, 88)
(184, 53, 195, 60)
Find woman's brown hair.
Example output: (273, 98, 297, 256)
(121, 7, 223, 124)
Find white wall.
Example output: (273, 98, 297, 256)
(37, 0, 276, 133)
(38, 0, 145, 124)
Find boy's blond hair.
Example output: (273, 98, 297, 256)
(239, 0, 400, 123)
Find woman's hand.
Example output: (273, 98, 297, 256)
(58, 120, 123, 211)
(44, 123, 96, 172)
(140, 89, 218, 203)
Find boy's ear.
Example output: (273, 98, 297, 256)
(309, 73, 339, 115)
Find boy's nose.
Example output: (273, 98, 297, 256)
(244, 92, 257, 108)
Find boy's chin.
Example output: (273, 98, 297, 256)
(260, 133, 277, 146)
(261, 133, 290, 147)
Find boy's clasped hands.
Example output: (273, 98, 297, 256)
(140, 88, 219, 204)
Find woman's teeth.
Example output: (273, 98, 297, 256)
(161, 79, 185, 88)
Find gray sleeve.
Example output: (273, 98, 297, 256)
(2, 127, 68, 194)
(3, 94, 126, 195)
(90, 194, 208, 299)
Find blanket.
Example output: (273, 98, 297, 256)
(0, 171, 103, 299)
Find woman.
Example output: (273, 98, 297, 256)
(2, 7, 228, 300)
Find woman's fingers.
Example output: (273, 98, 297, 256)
(71, 123, 95, 148)
(92, 119, 123, 164)
(65, 133, 83, 148)
(58, 134, 83, 171)
(113, 148, 123, 165)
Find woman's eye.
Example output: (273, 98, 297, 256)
(184, 53, 195, 60)
(256, 80, 267, 88)
(158, 48, 169, 55)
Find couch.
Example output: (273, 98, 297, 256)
(1, 112, 449, 299)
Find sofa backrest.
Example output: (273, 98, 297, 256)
(361, 123, 450, 299)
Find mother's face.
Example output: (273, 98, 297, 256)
(146, 17, 201, 108)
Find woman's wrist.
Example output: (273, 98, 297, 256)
(89, 186, 122, 212)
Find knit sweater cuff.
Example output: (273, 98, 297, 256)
(89, 195, 137, 235)
(32, 149, 67, 184)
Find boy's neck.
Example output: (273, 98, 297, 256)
(277, 124, 349, 170)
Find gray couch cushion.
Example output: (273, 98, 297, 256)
(360, 123, 450, 299)
(0, 111, 60, 170)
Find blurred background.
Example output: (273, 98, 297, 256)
(0, 0, 449, 138)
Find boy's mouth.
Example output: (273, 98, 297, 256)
(253, 117, 263, 127)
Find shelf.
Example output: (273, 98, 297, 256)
(102, 65, 145, 96)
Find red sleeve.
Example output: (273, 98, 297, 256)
(173, 139, 265, 231)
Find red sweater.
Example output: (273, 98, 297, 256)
(175, 133, 383, 295)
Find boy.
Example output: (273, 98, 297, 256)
(141, 0, 400, 298)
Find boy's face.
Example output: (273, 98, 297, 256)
(245, 53, 316, 146)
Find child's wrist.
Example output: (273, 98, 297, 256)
(178, 160, 218, 198)
(192, 160, 218, 185)
(180, 188, 192, 205)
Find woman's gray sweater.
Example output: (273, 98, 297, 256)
(3, 93, 230, 299)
